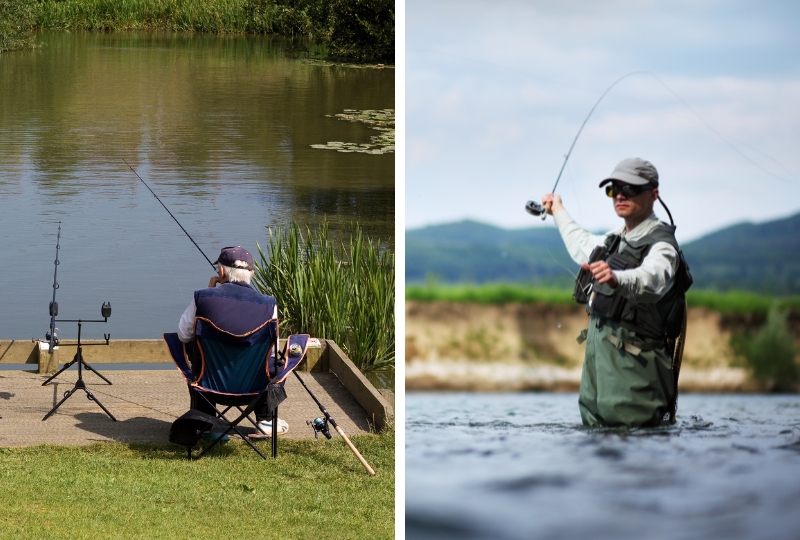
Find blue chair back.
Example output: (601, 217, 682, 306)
(194, 317, 277, 396)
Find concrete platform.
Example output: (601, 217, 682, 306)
(0, 368, 373, 447)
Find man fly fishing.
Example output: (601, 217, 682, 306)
(542, 158, 691, 427)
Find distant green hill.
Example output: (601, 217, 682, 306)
(406, 220, 575, 286)
(406, 212, 800, 295)
(682, 212, 800, 294)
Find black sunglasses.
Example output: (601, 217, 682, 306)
(605, 183, 653, 198)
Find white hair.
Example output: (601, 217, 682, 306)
(222, 260, 253, 284)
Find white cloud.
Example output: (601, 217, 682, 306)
(407, 136, 442, 169)
(479, 123, 523, 149)
(407, 0, 800, 240)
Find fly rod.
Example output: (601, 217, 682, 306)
(526, 72, 646, 220)
(294, 370, 376, 476)
(123, 158, 216, 269)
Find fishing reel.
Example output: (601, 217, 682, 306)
(525, 200, 545, 217)
(525, 200, 550, 221)
(307, 417, 332, 440)
(44, 328, 60, 346)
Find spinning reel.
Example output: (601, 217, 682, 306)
(307, 417, 332, 439)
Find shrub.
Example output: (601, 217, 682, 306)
(740, 305, 798, 391)
(253, 221, 394, 371)
(270, 0, 394, 63)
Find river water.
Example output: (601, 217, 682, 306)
(406, 392, 800, 540)
(0, 31, 394, 340)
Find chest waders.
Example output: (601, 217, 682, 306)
(574, 224, 692, 427)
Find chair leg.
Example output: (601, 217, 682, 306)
(271, 405, 278, 458)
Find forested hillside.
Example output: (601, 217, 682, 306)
(407, 212, 800, 295)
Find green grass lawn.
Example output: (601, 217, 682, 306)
(0, 432, 394, 539)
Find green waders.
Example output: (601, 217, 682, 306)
(578, 316, 675, 428)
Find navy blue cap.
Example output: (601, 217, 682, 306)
(213, 246, 254, 270)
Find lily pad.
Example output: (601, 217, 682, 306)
(310, 109, 395, 155)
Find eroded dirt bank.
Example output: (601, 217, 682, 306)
(405, 301, 796, 392)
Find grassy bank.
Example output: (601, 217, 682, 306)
(32, 0, 282, 34)
(0, 432, 394, 539)
(406, 283, 800, 315)
(25, 0, 393, 62)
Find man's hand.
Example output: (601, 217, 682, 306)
(208, 275, 221, 288)
(580, 260, 618, 287)
(541, 193, 565, 215)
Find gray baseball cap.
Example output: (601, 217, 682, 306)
(598, 158, 659, 187)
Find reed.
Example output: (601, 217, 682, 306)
(31, 0, 393, 62)
(32, 0, 281, 33)
(253, 221, 394, 372)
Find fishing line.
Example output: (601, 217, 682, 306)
(528, 68, 783, 274)
(123, 158, 216, 269)
(646, 72, 794, 183)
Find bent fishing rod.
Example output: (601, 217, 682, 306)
(124, 159, 376, 474)
(526, 72, 647, 221)
(526, 72, 694, 226)
(123, 158, 216, 269)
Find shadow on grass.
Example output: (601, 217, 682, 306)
(71, 411, 291, 461)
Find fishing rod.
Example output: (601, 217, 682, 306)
(294, 370, 376, 476)
(123, 158, 216, 269)
(526, 72, 647, 220)
(47, 222, 62, 354)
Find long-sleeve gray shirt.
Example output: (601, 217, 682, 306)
(553, 211, 678, 304)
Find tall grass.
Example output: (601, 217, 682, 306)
(0, 0, 35, 52)
(33, 0, 282, 33)
(30, 0, 394, 63)
(253, 222, 394, 371)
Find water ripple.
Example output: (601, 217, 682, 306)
(407, 392, 800, 540)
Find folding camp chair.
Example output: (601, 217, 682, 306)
(163, 316, 309, 460)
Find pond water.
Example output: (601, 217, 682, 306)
(406, 392, 800, 540)
(0, 31, 394, 340)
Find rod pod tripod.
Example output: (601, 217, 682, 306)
(42, 309, 116, 422)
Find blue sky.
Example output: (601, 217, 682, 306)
(405, 0, 800, 242)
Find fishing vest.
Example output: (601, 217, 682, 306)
(574, 223, 691, 342)
(194, 281, 277, 336)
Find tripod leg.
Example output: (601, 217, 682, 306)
(42, 387, 77, 420)
(86, 389, 117, 421)
(81, 362, 113, 385)
(41, 355, 80, 386)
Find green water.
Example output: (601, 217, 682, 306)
(0, 31, 394, 339)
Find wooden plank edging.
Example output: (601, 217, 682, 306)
(325, 339, 394, 432)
